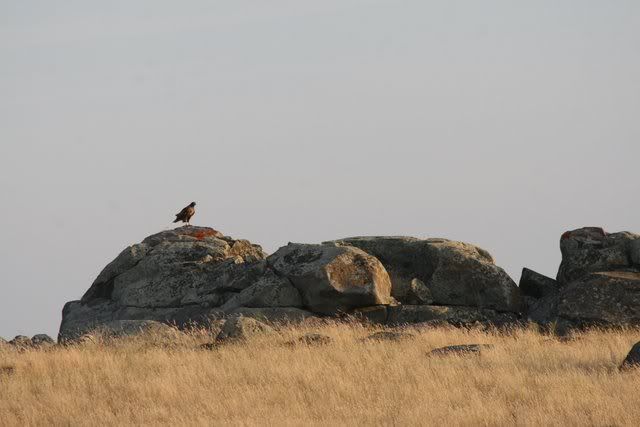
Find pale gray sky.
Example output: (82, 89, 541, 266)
(1, 1, 639, 339)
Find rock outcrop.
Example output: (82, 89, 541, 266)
(523, 227, 640, 330)
(61, 224, 640, 339)
(329, 236, 522, 313)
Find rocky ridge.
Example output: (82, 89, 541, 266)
(58, 226, 640, 340)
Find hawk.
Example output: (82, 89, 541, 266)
(173, 202, 196, 225)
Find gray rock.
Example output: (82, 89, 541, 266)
(216, 317, 273, 341)
(330, 236, 522, 312)
(524, 295, 559, 326)
(365, 331, 414, 341)
(519, 268, 558, 299)
(81, 243, 151, 302)
(428, 344, 493, 356)
(558, 271, 640, 327)
(180, 260, 270, 306)
(31, 334, 55, 346)
(524, 227, 640, 329)
(220, 271, 303, 311)
(268, 243, 392, 315)
(557, 227, 640, 284)
(620, 342, 640, 370)
(387, 304, 518, 326)
(227, 307, 317, 324)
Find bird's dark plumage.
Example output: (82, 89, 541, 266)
(174, 202, 196, 224)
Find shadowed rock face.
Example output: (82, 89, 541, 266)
(387, 305, 518, 326)
(520, 268, 558, 299)
(329, 236, 522, 313)
(558, 271, 640, 327)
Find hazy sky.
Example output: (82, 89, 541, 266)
(1, 1, 639, 339)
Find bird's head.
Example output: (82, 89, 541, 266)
(190, 202, 196, 207)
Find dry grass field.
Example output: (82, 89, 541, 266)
(1, 321, 639, 426)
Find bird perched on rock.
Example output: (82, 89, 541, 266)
(173, 202, 196, 225)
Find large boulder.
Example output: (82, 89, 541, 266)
(537, 227, 640, 329)
(329, 236, 522, 313)
(59, 227, 271, 341)
(557, 227, 640, 284)
(82, 227, 266, 309)
(267, 243, 393, 315)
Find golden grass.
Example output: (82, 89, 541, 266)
(1, 322, 639, 426)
